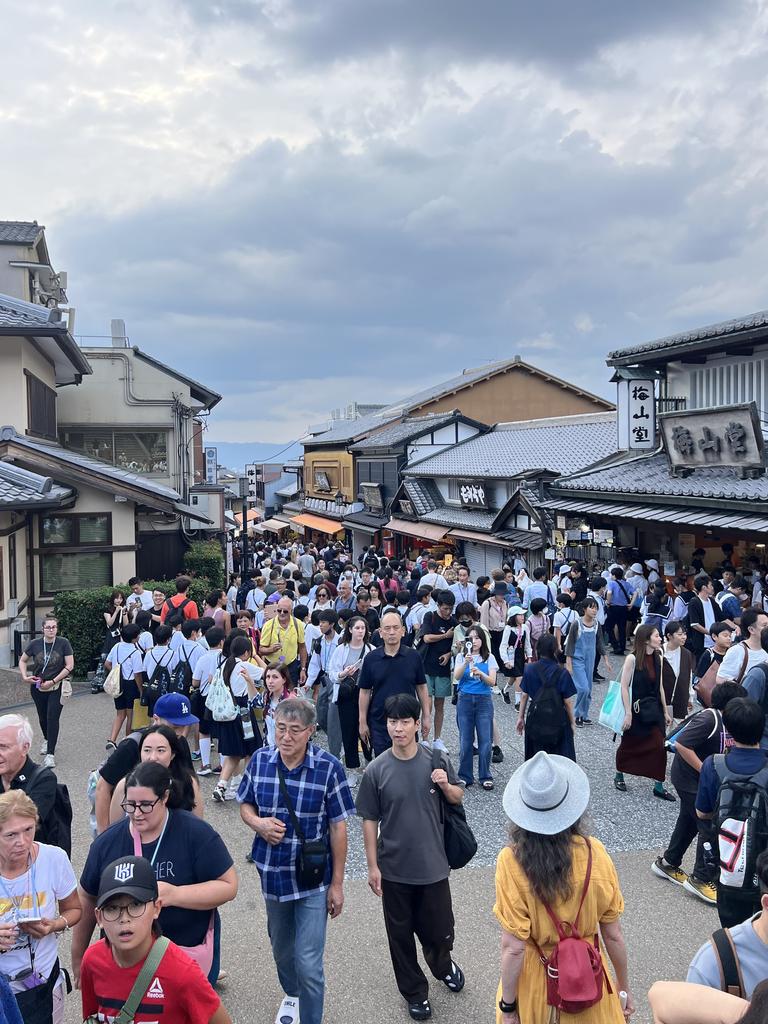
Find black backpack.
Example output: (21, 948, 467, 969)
(171, 648, 193, 695)
(430, 747, 477, 869)
(526, 663, 566, 752)
(146, 648, 174, 700)
(714, 754, 768, 896)
(27, 765, 73, 858)
(164, 596, 191, 619)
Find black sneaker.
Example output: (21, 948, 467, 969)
(442, 961, 465, 992)
(492, 746, 504, 764)
(408, 1000, 432, 1021)
(502, 687, 511, 705)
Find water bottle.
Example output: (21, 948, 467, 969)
(703, 841, 717, 870)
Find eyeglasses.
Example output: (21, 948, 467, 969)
(275, 724, 310, 737)
(120, 798, 162, 815)
(101, 900, 148, 922)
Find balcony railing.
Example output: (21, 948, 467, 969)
(657, 397, 687, 413)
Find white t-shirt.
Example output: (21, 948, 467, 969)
(245, 588, 267, 613)
(106, 642, 143, 680)
(169, 639, 204, 674)
(0, 844, 76, 993)
(137, 630, 154, 653)
(193, 649, 224, 697)
(141, 646, 174, 684)
(420, 572, 449, 591)
(226, 585, 239, 614)
(718, 642, 768, 682)
(229, 660, 264, 697)
(553, 609, 576, 638)
(126, 590, 154, 613)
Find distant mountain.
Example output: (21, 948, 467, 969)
(206, 441, 303, 473)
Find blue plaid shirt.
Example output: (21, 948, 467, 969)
(237, 743, 355, 901)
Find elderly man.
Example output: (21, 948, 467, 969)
(334, 577, 356, 613)
(259, 596, 308, 686)
(238, 699, 355, 1024)
(0, 712, 61, 847)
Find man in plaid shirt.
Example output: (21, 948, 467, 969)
(238, 698, 355, 1024)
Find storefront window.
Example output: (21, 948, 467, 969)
(39, 513, 114, 594)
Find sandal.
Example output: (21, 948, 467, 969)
(482, 780, 494, 791)
(442, 961, 465, 992)
(614, 777, 627, 792)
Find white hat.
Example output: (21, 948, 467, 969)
(645, 559, 659, 570)
(502, 751, 590, 836)
(507, 605, 524, 618)
(629, 562, 643, 574)
(558, 564, 571, 576)
(607, 563, 620, 573)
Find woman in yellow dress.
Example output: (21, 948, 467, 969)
(494, 751, 635, 1024)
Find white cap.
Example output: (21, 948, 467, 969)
(629, 562, 643, 574)
(558, 564, 571, 576)
(645, 558, 659, 570)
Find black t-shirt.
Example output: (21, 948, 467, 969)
(98, 730, 192, 787)
(420, 611, 456, 677)
(357, 607, 380, 633)
(80, 810, 233, 946)
(359, 644, 427, 727)
(695, 648, 725, 679)
(23, 637, 73, 681)
(671, 708, 728, 793)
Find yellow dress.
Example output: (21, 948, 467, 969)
(494, 836, 626, 1024)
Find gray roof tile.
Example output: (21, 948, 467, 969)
(608, 309, 768, 362)
(0, 221, 42, 245)
(404, 414, 617, 479)
(552, 449, 768, 501)
(350, 413, 459, 451)
(0, 296, 59, 330)
(403, 478, 442, 515)
(421, 506, 497, 530)
(0, 463, 72, 507)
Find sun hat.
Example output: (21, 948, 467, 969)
(645, 558, 659, 570)
(502, 751, 590, 836)
(629, 562, 643, 574)
(492, 582, 508, 596)
(558, 564, 571, 576)
(96, 855, 158, 909)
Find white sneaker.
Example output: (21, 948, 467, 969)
(39, 741, 47, 756)
(42, 754, 55, 769)
(345, 770, 360, 788)
(433, 737, 447, 752)
(275, 995, 299, 1024)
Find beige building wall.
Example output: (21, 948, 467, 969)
(0, 336, 59, 435)
(410, 368, 613, 422)
(304, 451, 355, 502)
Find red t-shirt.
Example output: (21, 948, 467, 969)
(81, 938, 220, 1024)
(159, 594, 200, 623)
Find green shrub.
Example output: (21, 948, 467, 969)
(53, 577, 210, 678)
(183, 541, 225, 589)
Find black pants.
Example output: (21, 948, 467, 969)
(381, 877, 455, 1003)
(664, 788, 713, 881)
(606, 606, 628, 653)
(337, 690, 361, 769)
(717, 886, 761, 929)
(30, 685, 63, 755)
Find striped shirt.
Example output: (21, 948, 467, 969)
(237, 743, 355, 901)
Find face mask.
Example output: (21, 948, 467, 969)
(459, 618, 472, 627)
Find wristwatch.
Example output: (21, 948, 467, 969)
(499, 998, 517, 1013)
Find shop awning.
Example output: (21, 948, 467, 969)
(541, 497, 768, 533)
(252, 517, 290, 533)
(291, 513, 344, 534)
(234, 508, 261, 526)
(447, 528, 509, 548)
(385, 517, 448, 542)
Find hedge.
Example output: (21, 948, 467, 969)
(184, 541, 225, 589)
(53, 578, 210, 679)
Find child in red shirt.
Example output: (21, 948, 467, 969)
(80, 855, 230, 1024)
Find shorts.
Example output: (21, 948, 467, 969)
(425, 674, 452, 699)
(113, 679, 139, 711)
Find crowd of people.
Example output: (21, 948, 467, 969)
(4, 537, 768, 1023)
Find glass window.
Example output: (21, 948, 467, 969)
(78, 515, 110, 543)
(42, 516, 75, 546)
(41, 552, 112, 593)
(41, 513, 111, 547)
(59, 429, 168, 475)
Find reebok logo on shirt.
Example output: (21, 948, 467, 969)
(147, 977, 164, 999)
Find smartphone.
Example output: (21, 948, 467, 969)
(464, 640, 473, 657)
(18, 916, 43, 925)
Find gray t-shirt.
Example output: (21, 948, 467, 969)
(742, 665, 768, 749)
(687, 915, 768, 997)
(355, 745, 459, 885)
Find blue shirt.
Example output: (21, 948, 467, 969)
(456, 654, 498, 696)
(237, 743, 355, 902)
(696, 748, 768, 814)
(607, 579, 631, 607)
(718, 593, 742, 622)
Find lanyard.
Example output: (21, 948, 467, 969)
(0, 856, 39, 922)
(41, 641, 54, 676)
(131, 811, 170, 866)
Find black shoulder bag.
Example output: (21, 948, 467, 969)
(276, 762, 329, 888)
(430, 747, 477, 869)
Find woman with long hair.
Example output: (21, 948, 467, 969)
(260, 663, 298, 746)
(328, 615, 372, 783)
(108, 724, 203, 823)
(614, 624, 674, 799)
(211, 636, 265, 803)
(102, 590, 129, 654)
(453, 626, 498, 790)
(641, 580, 674, 633)
(500, 606, 531, 710)
(516, 634, 576, 761)
(203, 590, 230, 634)
(495, 753, 633, 1024)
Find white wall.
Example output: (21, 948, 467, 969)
(666, 343, 768, 419)
(406, 421, 482, 463)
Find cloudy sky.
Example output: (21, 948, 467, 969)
(4, 0, 768, 442)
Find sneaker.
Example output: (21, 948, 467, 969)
(345, 770, 360, 788)
(212, 764, 223, 774)
(274, 995, 299, 1024)
(408, 1000, 432, 1021)
(442, 960, 465, 992)
(212, 784, 227, 803)
(651, 856, 687, 887)
(492, 745, 504, 764)
(191, 750, 201, 761)
(502, 686, 511, 705)
(197, 766, 213, 777)
(105, 741, 117, 753)
(683, 876, 717, 905)
(514, 697, 521, 711)
(39, 741, 47, 756)
(223, 788, 238, 801)
(42, 754, 55, 769)
(433, 737, 447, 752)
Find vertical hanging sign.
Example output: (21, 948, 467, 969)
(617, 379, 656, 450)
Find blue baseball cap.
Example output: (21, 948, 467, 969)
(153, 692, 198, 726)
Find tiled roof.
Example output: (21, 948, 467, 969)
(403, 478, 442, 516)
(422, 506, 497, 530)
(0, 295, 60, 330)
(404, 414, 617, 479)
(552, 449, 768, 501)
(304, 410, 402, 446)
(0, 428, 182, 501)
(0, 462, 72, 507)
(350, 413, 459, 451)
(608, 309, 768, 363)
(0, 221, 42, 246)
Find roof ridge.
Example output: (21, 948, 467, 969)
(494, 411, 616, 430)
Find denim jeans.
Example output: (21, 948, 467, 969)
(265, 889, 329, 1024)
(457, 692, 493, 784)
(571, 657, 592, 720)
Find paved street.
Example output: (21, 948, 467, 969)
(3, 661, 716, 1024)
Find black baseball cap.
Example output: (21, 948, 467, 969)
(96, 856, 158, 909)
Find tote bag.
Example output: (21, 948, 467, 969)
(598, 679, 626, 735)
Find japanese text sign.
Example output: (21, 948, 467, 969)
(617, 379, 656, 450)
(458, 481, 488, 508)
(660, 402, 764, 471)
